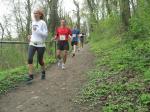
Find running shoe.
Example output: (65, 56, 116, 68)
(26, 75, 34, 84)
(57, 59, 62, 67)
(72, 53, 75, 57)
(62, 63, 66, 70)
(78, 48, 80, 52)
(41, 71, 46, 80)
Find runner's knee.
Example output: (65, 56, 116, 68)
(56, 50, 61, 59)
(64, 51, 68, 56)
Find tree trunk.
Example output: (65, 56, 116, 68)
(120, 0, 131, 31)
(130, 0, 136, 15)
(73, 0, 80, 30)
(105, 0, 111, 15)
(86, 0, 97, 32)
(101, 0, 106, 19)
(48, 0, 59, 34)
(26, 0, 31, 36)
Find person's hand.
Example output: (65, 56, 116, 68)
(51, 37, 55, 42)
(51, 38, 54, 41)
(51, 36, 57, 41)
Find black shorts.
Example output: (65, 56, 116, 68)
(71, 41, 78, 46)
(57, 41, 69, 51)
(28, 45, 45, 65)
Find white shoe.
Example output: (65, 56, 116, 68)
(57, 60, 62, 67)
(62, 63, 65, 70)
(78, 48, 80, 52)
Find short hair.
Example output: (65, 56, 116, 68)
(60, 19, 66, 23)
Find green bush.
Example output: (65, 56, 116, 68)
(0, 55, 56, 94)
(129, 0, 150, 38)
(76, 15, 150, 111)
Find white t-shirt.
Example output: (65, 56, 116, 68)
(30, 20, 48, 47)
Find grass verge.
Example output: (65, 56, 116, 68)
(0, 56, 56, 94)
(75, 35, 150, 112)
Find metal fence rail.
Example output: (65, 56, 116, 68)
(0, 41, 56, 71)
(0, 41, 52, 44)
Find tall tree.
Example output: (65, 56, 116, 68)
(86, 0, 97, 32)
(47, 0, 59, 34)
(101, 0, 106, 19)
(130, 0, 136, 14)
(120, 0, 131, 31)
(26, 0, 32, 36)
(73, 0, 80, 30)
(0, 23, 4, 41)
(105, 0, 112, 15)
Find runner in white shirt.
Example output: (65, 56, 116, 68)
(27, 9, 48, 82)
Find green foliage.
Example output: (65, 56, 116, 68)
(76, 15, 150, 111)
(0, 66, 27, 94)
(129, 0, 150, 38)
(140, 93, 150, 105)
(0, 44, 28, 71)
(0, 56, 56, 94)
(0, 41, 56, 94)
(144, 69, 150, 82)
(75, 0, 150, 111)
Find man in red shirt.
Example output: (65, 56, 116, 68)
(55, 19, 72, 69)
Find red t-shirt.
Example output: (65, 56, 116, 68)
(55, 27, 72, 41)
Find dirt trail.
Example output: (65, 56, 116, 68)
(0, 45, 95, 112)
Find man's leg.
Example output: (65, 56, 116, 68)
(57, 49, 61, 60)
(62, 50, 67, 70)
(73, 44, 76, 53)
(72, 42, 78, 57)
(71, 42, 75, 57)
(57, 49, 62, 67)
(78, 40, 81, 51)
(63, 50, 68, 64)
(62, 42, 69, 69)
(81, 39, 84, 48)
(56, 41, 63, 67)
(81, 41, 83, 48)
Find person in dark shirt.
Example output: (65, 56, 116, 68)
(71, 26, 80, 57)
(80, 32, 85, 48)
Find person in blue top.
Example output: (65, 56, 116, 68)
(71, 26, 80, 57)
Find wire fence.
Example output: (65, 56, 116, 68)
(0, 41, 56, 71)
